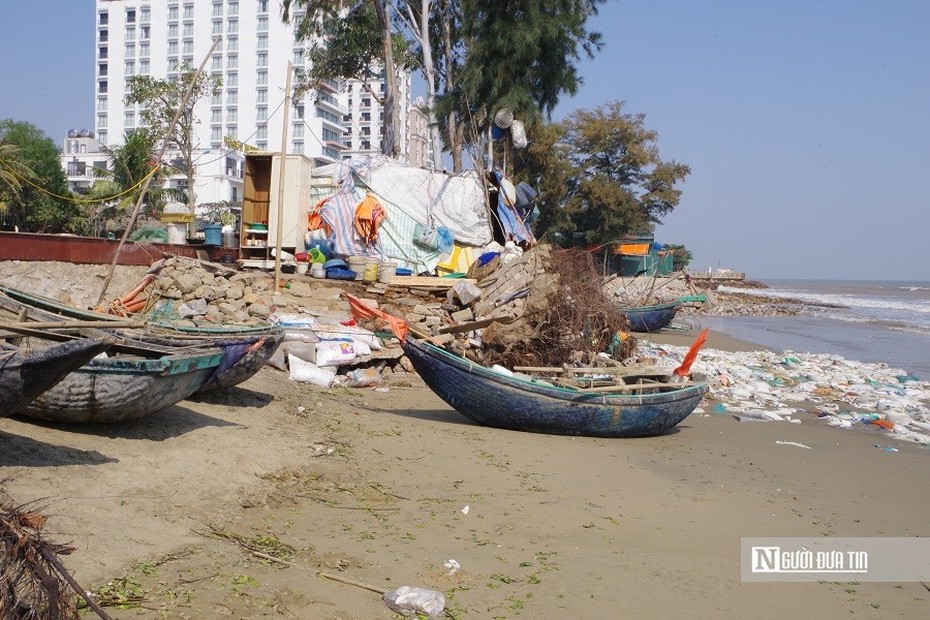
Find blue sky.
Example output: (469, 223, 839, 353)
(1, 1, 928, 280)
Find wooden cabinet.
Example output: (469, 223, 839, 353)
(240, 153, 315, 267)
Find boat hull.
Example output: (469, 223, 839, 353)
(0, 338, 112, 416)
(402, 338, 707, 438)
(620, 301, 681, 333)
(20, 350, 222, 424)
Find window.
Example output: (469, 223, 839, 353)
(183, 55, 193, 65)
(256, 107, 267, 121)
(294, 104, 305, 118)
(257, 141, 267, 150)
(227, 90, 238, 105)
(227, 19, 238, 34)
(97, 113, 107, 127)
(168, 24, 178, 37)
(256, 34, 268, 49)
(212, 2, 222, 16)
(124, 111, 135, 126)
(258, 17, 268, 31)
(99, 29, 108, 42)
(258, 0, 268, 13)
(292, 124, 304, 138)
(169, 41, 179, 55)
(98, 46, 108, 59)
(256, 52, 267, 67)
(212, 20, 222, 35)
(322, 128, 340, 142)
(183, 4, 194, 19)
(362, 97, 371, 107)
(168, 6, 178, 20)
(141, 25, 150, 40)
(168, 58, 179, 71)
(140, 7, 150, 23)
(139, 42, 150, 57)
(126, 9, 136, 23)
(256, 71, 267, 86)
(361, 112, 370, 122)
(227, 108, 237, 123)
(140, 59, 150, 74)
(256, 89, 267, 103)
(226, 125, 237, 139)
(361, 140, 371, 150)
(98, 11, 108, 25)
(227, 55, 238, 69)
(226, 72, 238, 87)
(228, 2, 239, 16)
(362, 126, 371, 136)
(211, 55, 222, 70)
(183, 40, 194, 54)
(125, 44, 135, 58)
(97, 96, 107, 111)
(183, 22, 193, 37)
(211, 109, 222, 123)
(256, 126, 267, 140)
(211, 126, 222, 142)
(212, 92, 222, 105)
(293, 49, 304, 65)
(227, 37, 238, 51)
(292, 140, 303, 152)
(125, 27, 135, 41)
(124, 61, 134, 75)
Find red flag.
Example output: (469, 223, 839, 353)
(673, 328, 709, 377)
(345, 293, 409, 343)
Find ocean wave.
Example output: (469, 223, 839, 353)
(901, 286, 930, 292)
(718, 285, 930, 315)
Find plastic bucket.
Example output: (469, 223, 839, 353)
(308, 247, 326, 263)
(346, 256, 366, 280)
(311, 263, 325, 279)
(296, 262, 309, 275)
(363, 261, 379, 283)
(203, 224, 222, 246)
(166, 223, 186, 245)
(377, 261, 396, 284)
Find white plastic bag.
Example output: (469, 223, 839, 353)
(345, 367, 382, 388)
(314, 340, 357, 367)
(382, 586, 445, 619)
(288, 355, 335, 387)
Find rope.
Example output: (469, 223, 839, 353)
(0, 160, 160, 204)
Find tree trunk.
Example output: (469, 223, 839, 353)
(373, 0, 398, 158)
(419, 0, 444, 170)
(440, 0, 462, 172)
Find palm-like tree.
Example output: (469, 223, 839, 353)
(85, 131, 183, 232)
(0, 142, 36, 226)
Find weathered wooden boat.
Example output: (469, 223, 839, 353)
(401, 337, 708, 438)
(21, 347, 223, 423)
(0, 338, 112, 416)
(0, 286, 283, 393)
(619, 301, 681, 333)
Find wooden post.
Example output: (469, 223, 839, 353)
(96, 36, 221, 307)
(273, 62, 293, 291)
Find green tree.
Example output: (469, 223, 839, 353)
(125, 66, 221, 214)
(513, 100, 691, 245)
(84, 131, 177, 233)
(664, 244, 693, 271)
(0, 119, 78, 232)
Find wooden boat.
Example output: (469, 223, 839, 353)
(619, 301, 681, 333)
(0, 338, 112, 416)
(0, 285, 283, 393)
(401, 337, 708, 437)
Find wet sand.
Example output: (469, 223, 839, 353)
(2, 326, 928, 618)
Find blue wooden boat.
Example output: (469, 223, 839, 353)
(0, 285, 283, 394)
(402, 338, 708, 437)
(0, 338, 112, 416)
(620, 301, 681, 333)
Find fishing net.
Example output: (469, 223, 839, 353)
(480, 247, 634, 368)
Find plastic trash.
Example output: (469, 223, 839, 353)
(775, 440, 812, 449)
(288, 355, 335, 387)
(443, 559, 460, 576)
(874, 444, 899, 452)
(345, 367, 382, 388)
(382, 586, 445, 619)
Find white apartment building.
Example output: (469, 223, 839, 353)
(341, 70, 411, 162)
(60, 129, 108, 195)
(93, 0, 365, 207)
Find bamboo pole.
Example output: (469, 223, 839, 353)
(97, 36, 222, 307)
(273, 62, 294, 292)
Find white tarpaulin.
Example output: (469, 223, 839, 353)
(312, 155, 493, 247)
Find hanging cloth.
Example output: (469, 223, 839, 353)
(353, 193, 387, 245)
(308, 197, 333, 236)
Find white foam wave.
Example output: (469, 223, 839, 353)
(718, 285, 930, 315)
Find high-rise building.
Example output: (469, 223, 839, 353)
(92, 0, 370, 206)
(341, 69, 411, 162)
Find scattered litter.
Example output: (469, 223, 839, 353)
(775, 440, 812, 449)
(443, 559, 461, 576)
(873, 444, 899, 453)
(789, 419, 802, 424)
(374, 387, 390, 393)
(712, 403, 728, 414)
(461, 505, 470, 515)
(383, 586, 445, 618)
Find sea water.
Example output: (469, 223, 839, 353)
(702, 280, 930, 379)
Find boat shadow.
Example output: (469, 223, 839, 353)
(0, 428, 118, 467)
(185, 386, 275, 408)
(11, 403, 243, 442)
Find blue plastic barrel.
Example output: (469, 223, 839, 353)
(203, 224, 222, 246)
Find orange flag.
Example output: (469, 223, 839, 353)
(673, 328, 709, 377)
(345, 293, 409, 343)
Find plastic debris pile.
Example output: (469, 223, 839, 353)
(638, 340, 930, 444)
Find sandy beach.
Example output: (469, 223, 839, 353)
(2, 319, 928, 618)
